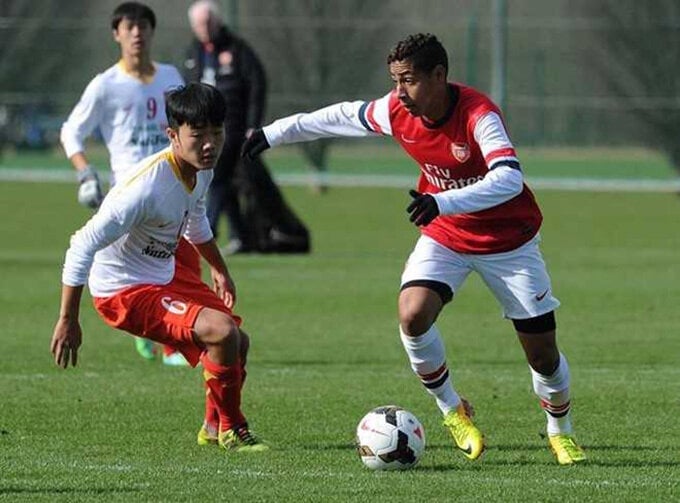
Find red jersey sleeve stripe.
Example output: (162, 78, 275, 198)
(484, 147, 517, 164)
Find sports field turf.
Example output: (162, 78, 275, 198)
(1, 174, 679, 500)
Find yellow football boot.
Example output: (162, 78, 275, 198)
(219, 424, 269, 452)
(443, 403, 485, 460)
(197, 423, 218, 446)
(549, 434, 587, 465)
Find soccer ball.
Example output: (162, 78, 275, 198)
(355, 405, 425, 470)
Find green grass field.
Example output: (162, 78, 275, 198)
(1, 179, 680, 501)
(1, 143, 678, 180)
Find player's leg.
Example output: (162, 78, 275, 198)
(475, 235, 585, 464)
(209, 135, 251, 254)
(198, 329, 249, 446)
(398, 236, 484, 460)
(161, 238, 204, 367)
(193, 309, 267, 452)
(514, 317, 585, 464)
(132, 239, 202, 365)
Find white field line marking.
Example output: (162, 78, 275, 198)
(1, 168, 679, 192)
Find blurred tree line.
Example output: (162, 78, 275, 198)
(1, 0, 679, 173)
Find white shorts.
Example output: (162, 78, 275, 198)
(400, 234, 560, 320)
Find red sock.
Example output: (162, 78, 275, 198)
(203, 384, 219, 432)
(200, 353, 245, 432)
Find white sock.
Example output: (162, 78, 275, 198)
(530, 353, 573, 435)
(399, 324, 461, 415)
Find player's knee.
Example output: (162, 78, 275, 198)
(200, 311, 240, 349)
(399, 307, 435, 336)
(514, 312, 559, 375)
(398, 281, 448, 336)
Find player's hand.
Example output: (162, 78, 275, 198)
(407, 189, 440, 226)
(211, 269, 237, 309)
(241, 129, 269, 161)
(50, 317, 82, 369)
(77, 165, 104, 209)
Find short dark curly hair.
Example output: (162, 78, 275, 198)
(387, 33, 448, 75)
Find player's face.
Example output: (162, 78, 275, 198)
(113, 18, 154, 58)
(168, 123, 225, 171)
(389, 60, 447, 119)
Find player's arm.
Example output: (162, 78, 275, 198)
(50, 191, 144, 367)
(241, 95, 390, 160)
(50, 284, 84, 369)
(407, 112, 524, 226)
(193, 239, 237, 309)
(60, 76, 105, 208)
(185, 196, 236, 308)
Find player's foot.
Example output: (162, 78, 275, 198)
(219, 423, 269, 452)
(197, 422, 218, 446)
(549, 434, 587, 465)
(162, 352, 190, 367)
(134, 337, 155, 360)
(443, 403, 485, 460)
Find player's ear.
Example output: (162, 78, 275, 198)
(433, 64, 447, 82)
(167, 127, 179, 146)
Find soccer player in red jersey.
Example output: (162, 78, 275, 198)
(242, 33, 585, 465)
(51, 83, 267, 452)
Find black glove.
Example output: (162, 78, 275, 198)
(241, 129, 270, 161)
(406, 189, 439, 226)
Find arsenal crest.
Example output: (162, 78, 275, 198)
(451, 142, 470, 162)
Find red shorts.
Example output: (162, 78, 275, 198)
(175, 237, 202, 279)
(93, 267, 241, 367)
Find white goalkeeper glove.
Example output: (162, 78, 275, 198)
(76, 165, 104, 209)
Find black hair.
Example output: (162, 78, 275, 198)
(387, 33, 449, 75)
(111, 2, 156, 30)
(165, 83, 227, 129)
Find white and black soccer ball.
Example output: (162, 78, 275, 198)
(355, 405, 425, 470)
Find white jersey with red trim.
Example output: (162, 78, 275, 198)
(61, 147, 214, 297)
(60, 62, 184, 185)
(263, 83, 542, 254)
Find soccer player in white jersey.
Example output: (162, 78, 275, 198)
(50, 82, 268, 452)
(242, 34, 586, 465)
(60, 2, 194, 365)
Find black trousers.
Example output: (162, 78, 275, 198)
(206, 131, 249, 244)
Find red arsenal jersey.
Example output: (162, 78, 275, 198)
(361, 83, 542, 254)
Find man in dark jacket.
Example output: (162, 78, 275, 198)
(184, 0, 266, 254)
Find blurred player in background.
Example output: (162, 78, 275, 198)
(184, 0, 266, 255)
(50, 82, 268, 452)
(242, 33, 586, 465)
(60, 1, 194, 365)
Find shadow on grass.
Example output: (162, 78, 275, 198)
(296, 442, 680, 469)
(0, 486, 143, 496)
